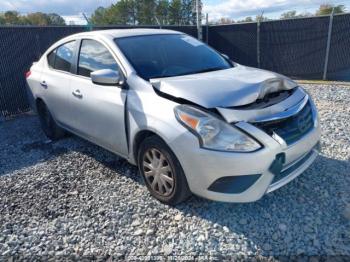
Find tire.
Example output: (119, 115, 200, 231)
(37, 101, 65, 140)
(138, 136, 192, 205)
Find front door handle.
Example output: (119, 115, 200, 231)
(72, 89, 83, 98)
(40, 81, 48, 88)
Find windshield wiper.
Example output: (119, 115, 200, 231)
(150, 67, 228, 80)
(185, 66, 227, 75)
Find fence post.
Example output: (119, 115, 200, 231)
(196, 0, 203, 40)
(206, 13, 209, 44)
(257, 20, 261, 68)
(83, 13, 93, 31)
(323, 8, 335, 80)
(257, 11, 264, 68)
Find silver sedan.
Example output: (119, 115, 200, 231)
(26, 29, 321, 205)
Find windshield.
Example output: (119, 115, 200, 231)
(114, 34, 232, 80)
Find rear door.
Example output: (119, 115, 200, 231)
(40, 41, 77, 127)
(68, 39, 128, 156)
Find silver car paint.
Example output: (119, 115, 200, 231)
(217, 87, 307, 123)
(150, 66, 297, 108)
(26, 29, 321, 203)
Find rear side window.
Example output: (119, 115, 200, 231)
(78, 39, 119, 77)
(47, 50, 56, 68)
(47, 41, 76, 73)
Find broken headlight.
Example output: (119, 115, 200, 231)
(174, 105, 261, 152)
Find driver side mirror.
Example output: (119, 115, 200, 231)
(91, 69, 124, 86)
(221, 53, 230, 60)
(221, 53, 235, 66)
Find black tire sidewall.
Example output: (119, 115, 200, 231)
(37, 102, 64, 140)
(38, 102, 54, 138)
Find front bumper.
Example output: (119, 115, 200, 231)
(169, 100, 321, 203)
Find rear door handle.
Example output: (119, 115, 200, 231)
(40, 81, 48, 88)
(72, 89, 83, 98)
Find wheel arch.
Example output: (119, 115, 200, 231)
(131, 129, 169, 165)
(35, 97, 46, 112)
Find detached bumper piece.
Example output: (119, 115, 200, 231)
(267, 144, 319, 193)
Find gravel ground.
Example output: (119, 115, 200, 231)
(0, 84, 349, 260)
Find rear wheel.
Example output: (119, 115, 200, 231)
(37, 101, 65, 140)
(138, 136, 191, 205)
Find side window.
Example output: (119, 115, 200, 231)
(47, 41, 75, 72)
(47, 49, 56, 68)
(54, 41, 76, 72)
(78, 39, 119, 77)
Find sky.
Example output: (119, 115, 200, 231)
(0, 0, 349, 24)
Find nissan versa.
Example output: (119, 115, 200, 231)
(26, 29, 321, 205)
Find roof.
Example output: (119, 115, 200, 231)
(71, 28, 182, 39)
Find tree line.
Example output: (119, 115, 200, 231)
(0, 2, 346, 26)
(90, 0, 200, 26)
(216, 4, 346, 25)
(0, 11, 65, 26)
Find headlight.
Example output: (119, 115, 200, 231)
(174, 105, 261, 152)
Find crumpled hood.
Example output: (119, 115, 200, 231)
(150, 65, 298, 108)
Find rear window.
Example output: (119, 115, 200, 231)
(47, 50, 56, 68)
(47, 41, 76, 73)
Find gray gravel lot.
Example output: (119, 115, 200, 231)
(0, 84, 349, 260)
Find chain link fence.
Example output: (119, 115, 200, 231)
(208, 13, 350, 81)
(0, 13, 349, 118)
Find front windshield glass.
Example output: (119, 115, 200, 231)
(114, 34, 232, 80)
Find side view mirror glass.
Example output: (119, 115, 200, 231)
(91, 69, 123, 86)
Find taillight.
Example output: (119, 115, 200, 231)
(25, 71, 31, 78)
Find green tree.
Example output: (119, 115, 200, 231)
(90, 0, 200, 26)
(100, 0, 137, 25)
(47, 13, 66, 25)
(237, 16, 253, 23)
(137, 0, 157, 25)
(91, 2, 125, 25)
(26, 12, 51, 25)
(255, 15, 271, 22)
(169, 0, 182, 25)
(280, 10, 297, 19)
(181, 0, 196, 25)
(4, 11, 21, 24)
(0, 14, 5, 25)
(280, 10, 312, 19)
(316, 4, 346, 15)
(217, 17, 235, 24)
(156, 0, 170, 25)
(90, 7, 107, 25)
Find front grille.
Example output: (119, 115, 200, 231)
(253, 102, 314, 145)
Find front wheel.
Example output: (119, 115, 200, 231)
(138, 136, 191, 205)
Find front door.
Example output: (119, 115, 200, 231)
(69, 39, 128, 156)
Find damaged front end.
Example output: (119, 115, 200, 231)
(152, 71, 317, 148)
(216, 86, 318, 147)
(151, 70, 320, 202)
